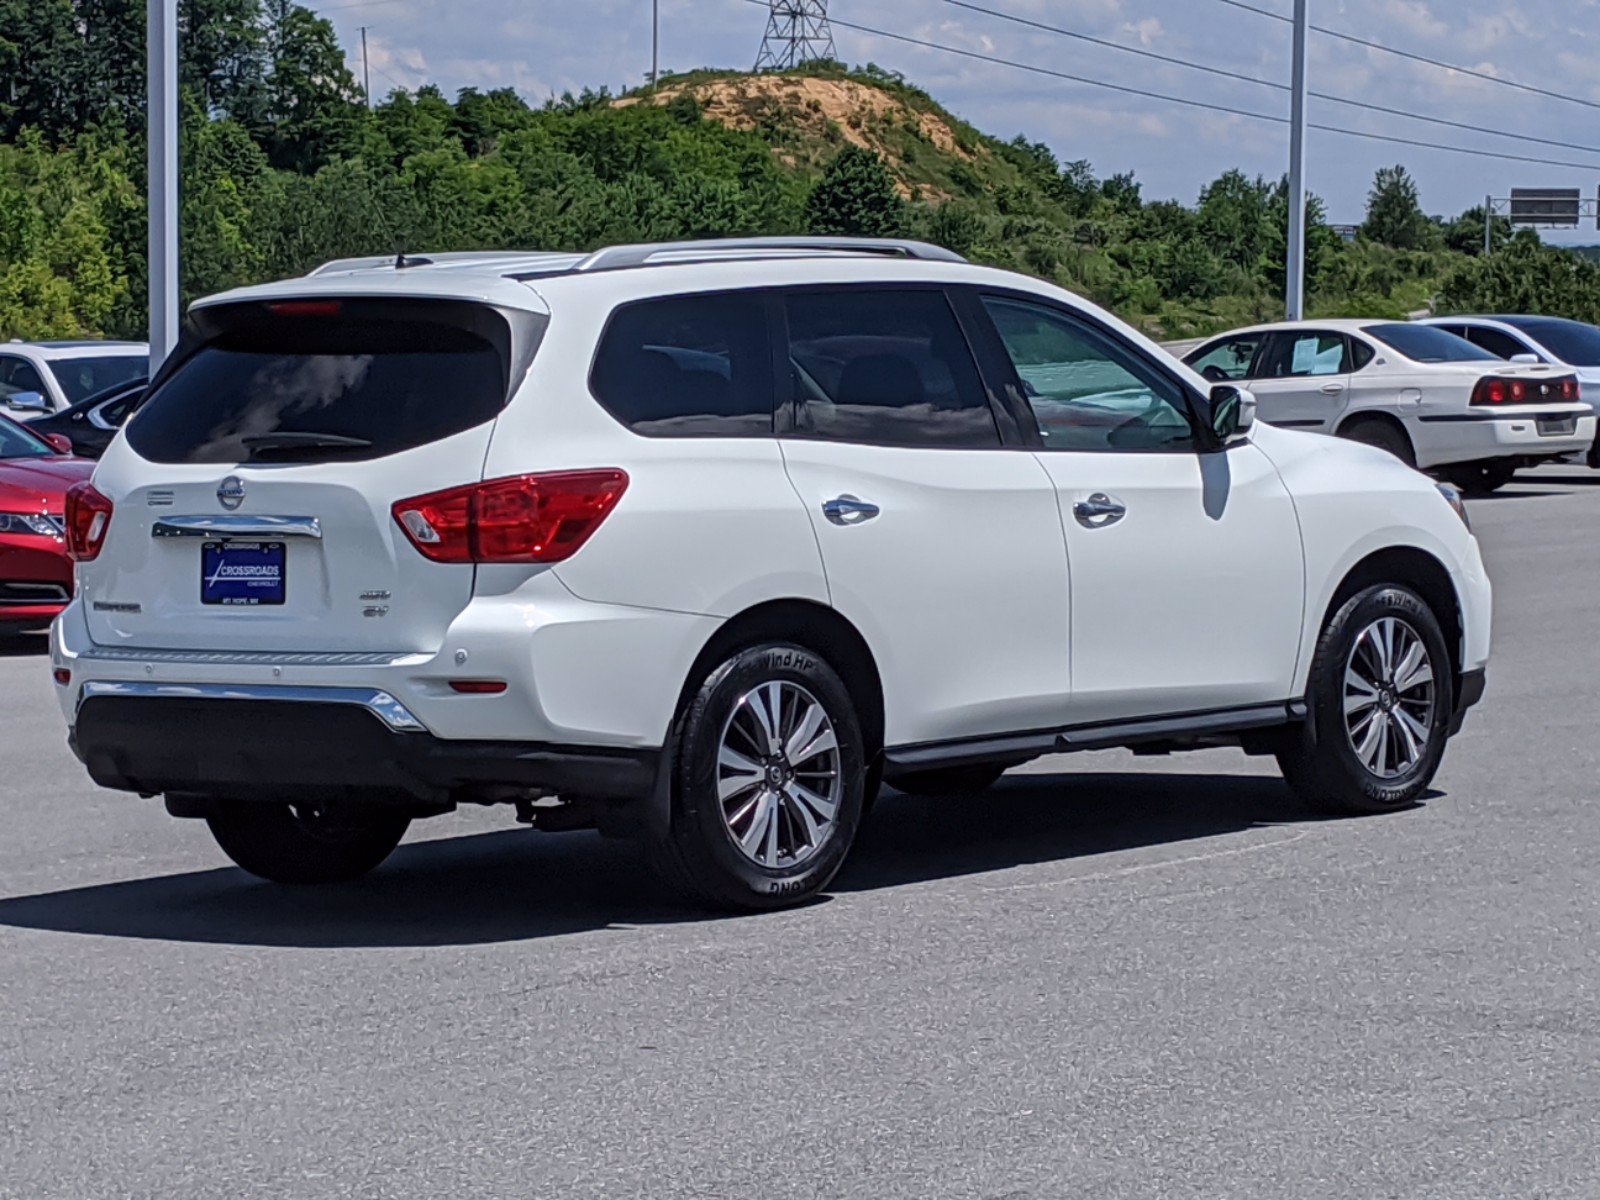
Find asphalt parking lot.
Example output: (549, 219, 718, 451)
(3, 465, 1599, 1199)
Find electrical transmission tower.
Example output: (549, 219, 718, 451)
(754, 1, 836, 71)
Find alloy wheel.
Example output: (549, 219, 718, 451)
(716, 680, 842, 868)
(1343, 616, 1436, 779)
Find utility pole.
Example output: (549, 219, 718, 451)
(1484, 193, 1493, 256)
(651, 0, 659, 89)
(1285, 0, 1309, 321)
(148, 0, 178, 372)
(360, 26, 372, 109)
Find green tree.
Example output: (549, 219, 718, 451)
(1363, 165, 1434, 250)
(803, 146, 904, 237)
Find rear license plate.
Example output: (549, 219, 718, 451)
(1537, 416, 1577, 436)
(201, 540, 286, 606)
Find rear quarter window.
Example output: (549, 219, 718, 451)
(126, 299, 540, 464)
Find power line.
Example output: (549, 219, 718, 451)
(935, 0, 1600, 160)
(754, 3, 1600, 172)
(1210, 0, 1600, 114)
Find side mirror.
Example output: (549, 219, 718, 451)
(1509, 352, 1541, 365)
(43, 433, 74, 455)
(1209, 384, 1257, 444)
(5, 391, 49, 414)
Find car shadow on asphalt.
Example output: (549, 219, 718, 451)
(0, 770, 1349, 949)
(0, 633, 49, 658)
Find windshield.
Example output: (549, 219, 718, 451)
(47, 356, 147, 405)
(0, 416, 55, 460)
(1366, 324, 1498, 364)
(1502, 318, 1600, 367)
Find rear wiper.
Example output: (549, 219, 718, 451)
(241, 432, 373, 456)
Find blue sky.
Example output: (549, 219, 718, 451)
(313, 0, 1600, 244)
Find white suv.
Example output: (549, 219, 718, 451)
(53, 239, 1491, 910)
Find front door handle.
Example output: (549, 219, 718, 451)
(1073, 493, 1126, 528)
(822, 495, 880, 526)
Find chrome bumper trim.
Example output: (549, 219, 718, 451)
(152, 515, 322, 539)
(78, 645, 417, 667)
(76, 681, 427, 732)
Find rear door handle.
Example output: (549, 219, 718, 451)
(1073, 493, 1126, 528)
(1320, 382, 1346, 395)
(822, 495, 880, 526)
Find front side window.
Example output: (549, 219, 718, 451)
(0, 356, 48, 400)
(784, 288, 1000, 448)
(48, 356, 146, 405)
(982, 296, 1197, 452)
(1187, 335, 1262, 382)
(1258, 332, 1346, 378)
(1464, 326, 1534, 360)
(1501, 318, 1600, 366)
(590, 293, 774, 436)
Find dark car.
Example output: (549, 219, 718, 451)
(26, 378, 147, 459)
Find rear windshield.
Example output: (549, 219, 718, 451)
(48, 356, 146, 405)
(126, 300, 537, 464)
(1366, 324, 1497, 364)
(1502, 317, 1600, 366)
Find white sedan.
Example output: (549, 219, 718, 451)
(1185, 319, 1595, 492)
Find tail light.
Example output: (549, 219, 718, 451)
(393, 470, 628, 564)
(64, 482, 113, 561)
(1472, 375, 1583, 405)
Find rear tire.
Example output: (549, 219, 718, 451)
(648, 643, 865, 911)
(206, 803, 410, 884)
(888, 764, 1006, 796)
(1442, 460, 1516, 494)
(1341, 418, 1416, 467)
(1277, 584, 1453, 815)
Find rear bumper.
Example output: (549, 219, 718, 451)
(69, 684, 661, 805)
(1418, 411, 1596, 467)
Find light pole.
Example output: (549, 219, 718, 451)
(1286, 0, 1308, 321)
(651, 0, 660, 89)
(148, 0, 179, 373)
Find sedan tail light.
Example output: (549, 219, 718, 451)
(1472, 374, 1582, 406)
(64, 482, 113, 562)
(393, 470, 628, 564)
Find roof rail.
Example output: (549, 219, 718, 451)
(571, 237, 967, 273)
(307, 249, 583, 277)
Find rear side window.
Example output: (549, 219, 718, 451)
(589, 293, 774, 436)
(127, 299, 532, 464)
(784, 288, 999, 448)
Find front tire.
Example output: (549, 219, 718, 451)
(649, 643, 866, 911)
(1277, 585, 1453, 815)
(206, 803, 410, 884)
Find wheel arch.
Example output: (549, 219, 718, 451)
(1336, 410, 1416, 460)
(673, 599, 885, 764)
(1318, 545, 1464, 697)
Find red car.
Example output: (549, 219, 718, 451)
(0, 414, 91, 636)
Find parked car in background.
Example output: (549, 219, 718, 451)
(0, 340, 148, 419)
(56, 238, 1490, 909)
(26, 379, 148, 459)
(1184, 319, 1594, 492)
(1417, 315, 1600, 467)
(0, 414, 92, 637)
